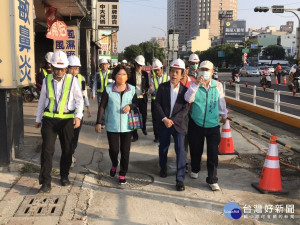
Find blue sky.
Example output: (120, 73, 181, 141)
(118, 0, 300, 51)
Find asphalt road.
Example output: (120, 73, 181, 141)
(218, 73, 300, 117)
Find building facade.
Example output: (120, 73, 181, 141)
(167, 0, 191, 49)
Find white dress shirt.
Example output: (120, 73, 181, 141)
(136, 72, 143, 98)
(169, 82, 180, 117)
(184, 80, 227, 119)
(36, 74, 84, 123)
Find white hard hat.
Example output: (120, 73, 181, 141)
(45, 52, 54, 63)
(68, 55, 81, 67)
(99, 58, 109, 64)
(152, 59, 163, 69)
(121, 59, 127, 64)
(135, 55, 145, 66)
(113, 62, 118, 66)
(170, 58, 185, 70)
(51, 51, 69, 68)
(199, 60, 214, 70)
(189, 53, 200, 63)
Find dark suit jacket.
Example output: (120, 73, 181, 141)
(154, 81, 188, 134)
(128, 68, 149, 102)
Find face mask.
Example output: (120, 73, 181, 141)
(116, 76, 127, 84)
(191, 64, 198, 70)
(198, 71, 211, 80)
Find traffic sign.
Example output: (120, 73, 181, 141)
(243, 53, 248, 57)
(242, 48, 249, 53)
(218, 51, 225, 57)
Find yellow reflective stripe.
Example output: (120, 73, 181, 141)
(58, 74, 73, 117)
(42, 68, 49, 77)
(47, 74, 55, 113)
(77, 74, 82, 89)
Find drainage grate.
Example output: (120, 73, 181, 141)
(98, 172, 154, 189)
(14, 195, 67, 217)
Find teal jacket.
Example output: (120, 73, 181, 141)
(105, 83, 136, 132)
(190, 79, 220, 128)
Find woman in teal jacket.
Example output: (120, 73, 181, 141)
(95, 65, 137, 184)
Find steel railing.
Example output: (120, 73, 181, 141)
(223, 82, 300, 117)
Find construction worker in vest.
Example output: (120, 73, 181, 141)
(36, 52, 53, 92)
(184, 60, 227, 191)
(35, 51, 84, 193)
(149, 59, 169, 143)
(188, 53, 200, 78)
(92, 58, 113, 106)
(67, 55, 91, 167)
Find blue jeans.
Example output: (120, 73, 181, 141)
(159, 126, 186, 182)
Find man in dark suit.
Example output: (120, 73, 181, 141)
(154, 58, 189, 191)
(128, 55, 149, 142)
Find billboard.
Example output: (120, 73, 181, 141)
(0, 0, 35, 88)
(218, 10, 233, 20)
(96, 0, 119, 29)
(53, 26, 78, 57)
(223, 20, 246, 44)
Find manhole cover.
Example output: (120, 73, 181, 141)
(97, 172, 154, 189)
(14, 195, 67, 217)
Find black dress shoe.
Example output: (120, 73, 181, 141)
(160, 168, 167, 178)
(153, 137, 159, 143)
(132, 137, 138, 142)
(176, 181, 185, 191)
(60, 177, 70, 186)
(38, 184, 51, 193)
(142, 130, 147, 135)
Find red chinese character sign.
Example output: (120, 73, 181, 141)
(45, 4, 68, 40)
(53, 26, 78, 57)
(0, 0, 35, 88)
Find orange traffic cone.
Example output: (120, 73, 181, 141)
(275, 75, 278, 84)
(283, 75, 287, 84)
(218, 119, 238, 155)
(252, 136, 288, 194)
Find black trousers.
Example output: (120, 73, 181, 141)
(97, 93, 105, 125)
(132, 98, 147, 138)
(188, 119, 220, 184)
(39, 117, 74, 185)
(276, 72, 281, 84)
(107, 131, 132, 176)
(72, 119, 83, 154)
(151, 100, 159, 139)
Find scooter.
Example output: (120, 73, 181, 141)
(22, 84, 39, 102)
(260, 72, 271, 88)
(232, 74, 240, 84)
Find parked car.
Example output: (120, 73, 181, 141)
(239, 66, 260, 77)
(267, 66, 275, 74)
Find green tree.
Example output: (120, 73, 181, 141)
(139, 41, 165, 65)
(123, 45, 143, 64)
(263, 45, 285, 65)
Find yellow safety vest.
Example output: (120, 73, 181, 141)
(42, 68, 51, 78)
(152, 72, 168, 100)
(43, 74, 75, 119)
(77, 74, 82, 89)
(97, 70, 110, 93)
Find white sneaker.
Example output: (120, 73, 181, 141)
(209, 183, 220, 191)
(190, 172, 198, 179)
